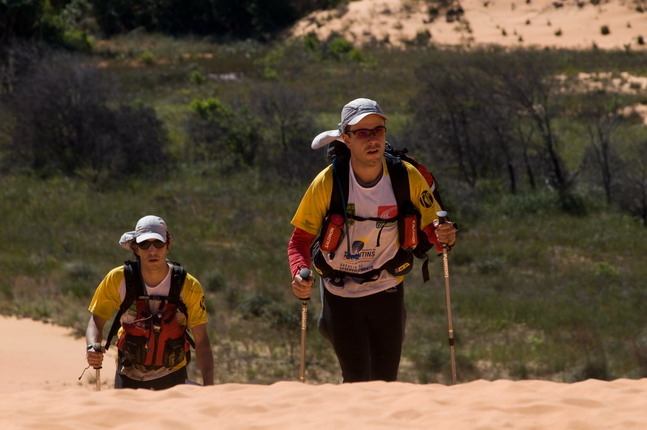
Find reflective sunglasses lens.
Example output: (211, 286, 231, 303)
(152, 240, 165, 249)
(355, 130, 372, 138)
(138, 240, 165, 249)
(373, 127, 386, 137)
(350, 126, 387, 139)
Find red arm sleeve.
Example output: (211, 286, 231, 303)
(422, 223, 443, 254)
(288, 227, 316, 277)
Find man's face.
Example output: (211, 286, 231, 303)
(134, 239, 171, 268)
(342, 114, 386, 168)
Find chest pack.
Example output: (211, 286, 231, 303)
(312, 142, 445, 285)
(104, 260, 195, 369)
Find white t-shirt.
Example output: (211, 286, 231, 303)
(322, 160, 401, 297)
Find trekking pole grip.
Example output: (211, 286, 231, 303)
(299, 268, 311, 280)
(90, 343, 102, 392)
(299, 268, 311, 302)
(436, 210, 448, 225)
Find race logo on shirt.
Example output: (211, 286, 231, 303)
(378, 205, 398, 219)
(376, 205, 398, 229)
(344, 239, 376, 260)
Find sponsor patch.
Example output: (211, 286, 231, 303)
(420, 190, 434, 208)
(377, 205, 398, 219)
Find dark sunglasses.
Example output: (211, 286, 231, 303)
(346, 125, 387, 139)
(136, 240, 166, 250)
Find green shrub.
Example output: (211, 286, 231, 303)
(190, 70, 205, 85)
(326, 36, 366, 62)
(594, 262, 618, 278)
(62, 29, 94, 52)
(303, 31, 322, 59)
(138, 50, 155, 65)
(186, 97, 263, 168)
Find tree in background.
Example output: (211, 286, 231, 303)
(411, 49, 574, 197)
(575, 89, 629, 205)
(1, 0, 94, 52)
(252, 83, 321, 180)
(2, 52, 168, 180)
(89, 0, 343, 40)
(0, 0, 53, 45)
(484, 49, 571, 192)
(186, 97, 264, 170)
(617, 138, 647, 226)
(411, 49, 530, 193)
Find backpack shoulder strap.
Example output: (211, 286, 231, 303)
(385, 151, 411, 212)
(387, 142, 445, 211)
(168, 261, 187, 300)
(104, 260, 145, 350)
(168, 261, 195, 349)
(330, 154, 350, 215)
(385, 151, 433, 283)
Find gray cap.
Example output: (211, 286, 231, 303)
(119, 215, 168, 250)
(311, 98, 388, 150)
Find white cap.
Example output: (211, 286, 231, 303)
(119, 215, 168, 250)
(311, 98, 388, 150)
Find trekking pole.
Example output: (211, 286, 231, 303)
(437, 211, 457, 385)
(91, 343, 102, 391)
(298, 268, 311, 383)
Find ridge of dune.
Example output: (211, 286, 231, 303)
(2, 379, 647, 429)
(2, 316, 647, 429)
(289, 0, 647, 50)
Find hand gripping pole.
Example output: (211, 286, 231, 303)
(91, 343, 102, 391)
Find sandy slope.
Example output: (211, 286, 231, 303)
(289, 0, 647, 50)
(0, 316, 117, 393)
(2, 316, 647, 429)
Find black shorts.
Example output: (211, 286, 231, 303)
(319, 282, 406, 382)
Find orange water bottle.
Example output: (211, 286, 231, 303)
(320, 214, 344, 252)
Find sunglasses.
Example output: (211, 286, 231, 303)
(136, 240, 166, 250)
(346, 125, 387, 139)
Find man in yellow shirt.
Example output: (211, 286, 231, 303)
(288, 98, 457, 382)
(85, 215, 214, 389)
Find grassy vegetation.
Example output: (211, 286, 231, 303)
(1, 34, 646, 384)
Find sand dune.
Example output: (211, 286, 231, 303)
(289, 0, 647, 50)
(2, 316, 647, 429)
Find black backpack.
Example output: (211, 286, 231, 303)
(313, 141, 444, 283)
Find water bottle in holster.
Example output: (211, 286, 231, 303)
(399, 208, 419, 252)
(320, 213, 344, 253)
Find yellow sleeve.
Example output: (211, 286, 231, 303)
(404, 161, 442, 229)
(88, 266, 124, 320)
(181, 273, 208, 328)
(290, 165, 334, 236)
